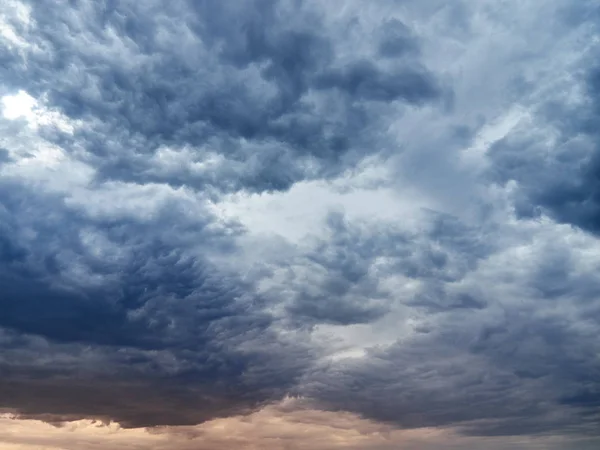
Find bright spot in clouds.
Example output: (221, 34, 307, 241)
(1, 90, 36, 121)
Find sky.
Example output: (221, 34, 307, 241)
(0, 0, 599, 449)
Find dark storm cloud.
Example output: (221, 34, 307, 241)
(489, 64, 600, 236)
(0, 0, 443, 194)
(0, 324, 312, 428)
(302, 303, 600, 437)
(0, 176, 313, 426)
(292, 210, 600, 436)
(468, 312, 600, 434)
(0, 0, 446, 425)
(0, 177, 495, 426)
(314, 60, 440, 104)
(561, 391, 600, 408)
(1, 0, 600, 444)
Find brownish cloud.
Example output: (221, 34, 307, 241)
(0, 399, 595, 450)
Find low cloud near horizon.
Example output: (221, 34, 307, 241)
(1, 0, 599, 449)
(3, 399, 600, 450)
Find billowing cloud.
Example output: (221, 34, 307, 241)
(0, 0, 445, 194)
(0, 0, 600, 448)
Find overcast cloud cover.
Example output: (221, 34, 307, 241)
(1, 0, 600, 448)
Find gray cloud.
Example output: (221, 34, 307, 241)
(0, 0, 600, 445)
(1, 0, 444, 194)
(302, 307, 600, 437)
(278, 211, 490, 325)
(0, 176, 313, 426)
(489, 63, 600, 235)
(294, 216, 600, 436)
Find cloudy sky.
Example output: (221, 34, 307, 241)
(0, 0, 599, 449)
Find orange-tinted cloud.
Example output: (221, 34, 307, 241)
(0, 399, 593, 450)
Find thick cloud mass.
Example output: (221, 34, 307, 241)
(0, 0, 443, 194)
(491, 67, 600, 235)
(1, 0, 600, 448)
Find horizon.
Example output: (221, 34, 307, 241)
(0, 0, 599, 449)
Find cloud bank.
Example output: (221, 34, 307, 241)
(0, 0, 599, 448)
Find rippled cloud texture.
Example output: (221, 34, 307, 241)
(0, 0, 599, 448)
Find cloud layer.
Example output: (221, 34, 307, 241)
(0, 0, 600, 448)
